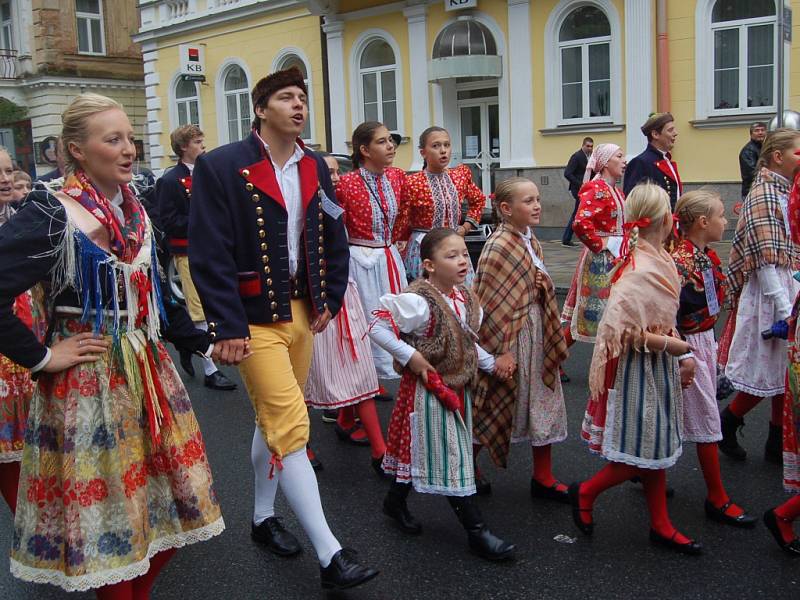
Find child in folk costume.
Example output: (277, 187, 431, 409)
(718, 129, 800, 463)
(0, 149, 47, 515)
(762, 151, 800, 556)
(370, 228, 516, 561)
(472, 178, 570, 501)
(561, 143, 627, 345)
(305, 153, 386, 473)
(0, 94, 223, 597)
(570, 183, 703, 555)
(395, 126, 486, 283)
(671, 190, 756, 528)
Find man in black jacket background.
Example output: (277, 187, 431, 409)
(739, 121, 766, 198)
(562, 137, 593, 246)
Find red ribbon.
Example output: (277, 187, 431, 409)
(424, 371, 463, 415)
(268, 454, 283, 480)
(131, 271, 152, 328)
(611, 217, 651, 283)
(336, 302, 359, 361)
(385, 247, 402, 294)
(367, 309, 400, 338)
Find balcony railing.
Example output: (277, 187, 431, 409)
(0, 48, 17, 80)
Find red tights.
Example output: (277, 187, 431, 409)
(578, 462, 690, 544)
(729, 392, 782, 426)
(696, 443, 744, 517)
(0, 461, 20, 514)
(94, 549, 176, 600)
(337, 401, 386, 459)
(773, 495, 800, 543)
(531, 445, 566, 492)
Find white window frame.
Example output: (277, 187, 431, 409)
(349, 30, 404, 136)
(696, 0, 778, 119)
(76, 0, 106, 56)
(169, 72, 202, 132)
(271, 48, 315, 143)
(215, 59, 252, 145)
(0, 1, 13, 50)
(543, 0, 622, 129)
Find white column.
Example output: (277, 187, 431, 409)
(624, 0, 654, 158)
(141, 40, 165, 171)
(323, 17, 347, 154)
(506, 0, 535, 167)
(403, 3, 430, 171)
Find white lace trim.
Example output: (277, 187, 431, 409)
(413, 481, 476, 497)
(600, 447, 682, 471)
(511, 432, 568, 447)
(10, 517, 225, 592)
(0, 451, 22, 463)
(726, 377, 784, 397)
(682, 433, 723, 444)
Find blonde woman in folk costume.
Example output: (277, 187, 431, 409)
(0, 93, 224, 597)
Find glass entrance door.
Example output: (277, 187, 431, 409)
(458, 99, 499, 197)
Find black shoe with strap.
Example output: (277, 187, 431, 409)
(649, 529, 703, 556)
(763, 508, 800, 556)
(320, 548, 380, 590)
(531, 479, 570, 504)
(251, 517, 302, 557)
(568, 482, 594, 535)
(704, 499, 757, 528)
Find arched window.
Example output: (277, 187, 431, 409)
(175, 78, 200, 127)
(358, 38, 398, 131)
(223, 65, 250, 142)
(557, 5, 611, 122)
(277, 54, 312, 140)
(710, 0, 776, 112)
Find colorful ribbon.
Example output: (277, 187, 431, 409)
(611, 217, 652, 283)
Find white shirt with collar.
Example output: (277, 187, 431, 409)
(256, 132, 306, 277)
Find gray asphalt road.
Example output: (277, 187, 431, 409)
(0, 316, 798, 599)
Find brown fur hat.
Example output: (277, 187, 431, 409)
(251, 67, 307, 114)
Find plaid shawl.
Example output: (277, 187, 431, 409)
(472, 223, 568, 467)
(726, 169, 800, 303)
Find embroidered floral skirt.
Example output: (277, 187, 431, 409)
(10, 318, 224, 592)
(561, 247, 614, 343)
(305, 280, 380, 409)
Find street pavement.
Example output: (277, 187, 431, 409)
(0, 235, 795, 600)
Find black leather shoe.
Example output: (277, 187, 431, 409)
(719, 407, 747, 461)
(251, 517, 302, 557)
(320, 548, 379, 590)
(648, 529, 703, 555)
(568, 482, 594, 536)
(763, 509, 800, 556)
(531, 479, 570, 504)
(179, 349, 195, 377)
(321, 409, 338, 423)
(765, 423, 783, 465)
(204, 371, 237, 391)
(383, 495, 423, 534)
(466, 525, 516, 561)
(704, 499, 757, 528)
(334, 423, 370, 446)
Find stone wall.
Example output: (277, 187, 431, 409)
(495, 167, 741, 230)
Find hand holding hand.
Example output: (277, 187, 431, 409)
(493, 352, 516, 381)
(212, 338, 249, 366)
(43, 332, 109, 373)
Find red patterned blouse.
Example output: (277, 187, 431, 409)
(395, 164, 485, 243)
(572, 178, 626, 254)
(336, 167, 406, 245)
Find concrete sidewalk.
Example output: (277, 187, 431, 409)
(541, 238, 733, 292)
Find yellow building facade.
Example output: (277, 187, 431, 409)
(136, 0, 800, 224)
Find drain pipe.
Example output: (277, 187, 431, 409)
(656, 0, 671, 112)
